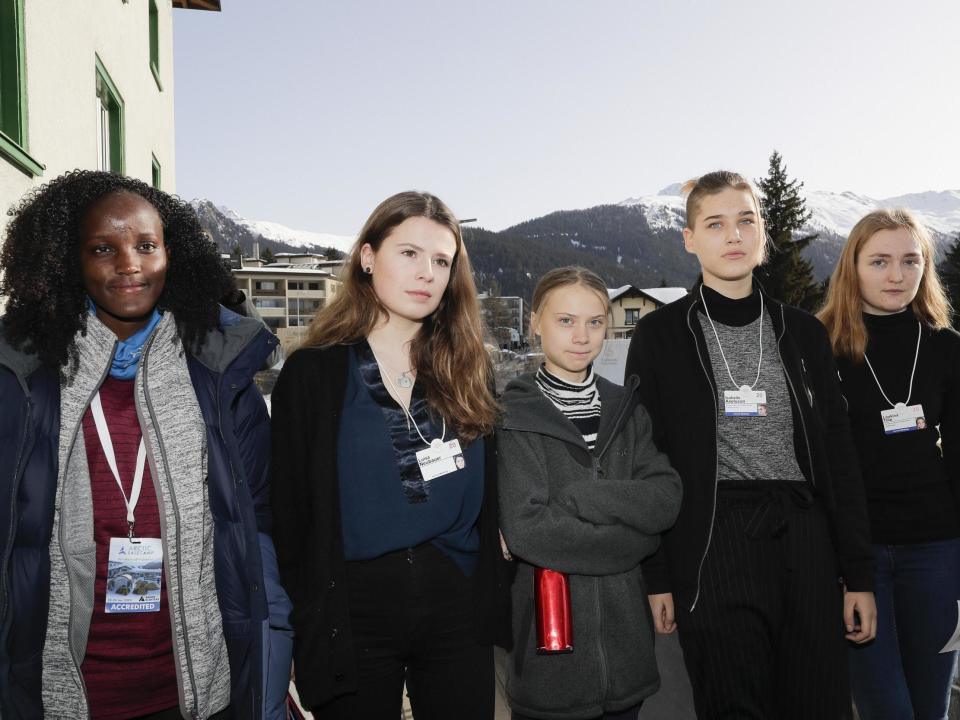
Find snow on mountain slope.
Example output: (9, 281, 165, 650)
(619, 186, 960, 240)
(215, 204, 356, 254)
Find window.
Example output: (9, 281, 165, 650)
(148, 0, 162, 90)
(288, 281, 304, 291)
(95, 55, 124, 173)
(151, 154, 161, 189)
(254, 280, 277, 291)
(288, 298, 323, 314)
(0, 0, 42, 176)
(624, 308, 642, 326)
(308, 282, 321, 291)
(253, 298, 285, 309)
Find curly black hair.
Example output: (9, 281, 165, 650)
(0, 170, 233, 370)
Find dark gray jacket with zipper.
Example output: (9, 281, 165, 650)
(498, 372, 682, 720)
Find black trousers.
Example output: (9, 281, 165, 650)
(314, 543, 494, 720)
(675, 481, 850, 720)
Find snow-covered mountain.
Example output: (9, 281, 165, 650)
(620, 186, 960, 243)
(219, 205, 356, 255)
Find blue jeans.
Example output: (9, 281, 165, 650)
(849, 538, 960, 720)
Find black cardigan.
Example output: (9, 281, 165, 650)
(269, 344, 512, 710)
(625, 281, 874, 613)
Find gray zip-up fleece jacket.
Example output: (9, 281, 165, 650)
(42, 313, 231, 719)
(498, 372, 682, 720)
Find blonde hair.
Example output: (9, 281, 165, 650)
(530, 266, 611, 339)
(304, 191, 498, 441)
(682, 170, 768, 263)
(817, 208, 952, 362)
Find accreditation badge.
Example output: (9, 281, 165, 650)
(723, 387, 768, 417)
(416, 438, 464, 481)
(880, 403, 926, 435)
(106, 537, 163, 613)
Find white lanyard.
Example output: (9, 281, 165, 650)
(863, 321, 922, 408)
(700, 285, 764, 391)
(370, 348, 446, 448)
(90, 392, 147, 540)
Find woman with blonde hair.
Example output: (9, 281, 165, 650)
(625, 170, 876, 719)
(269, 191, 511, 719)
(818, 208, 960, 720)
(497, 266, 682, 720)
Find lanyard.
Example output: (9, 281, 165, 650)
(700, 285, 764, 391)
(370, 347, 446, 448)
(863, 321, 922, 408)
(91, 392, 147, 540)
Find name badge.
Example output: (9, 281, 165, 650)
(724, 387, 767, 417)
(106, 537, 163, 613)
(880, 403, 926, 435)
(416, 438, 464, 481)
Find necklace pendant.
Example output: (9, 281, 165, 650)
(396, 373, 413, 389)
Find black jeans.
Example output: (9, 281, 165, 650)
(675, 481, 850, 720)
(314, 543, 493, 720)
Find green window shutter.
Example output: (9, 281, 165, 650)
(0, 0, 43, 176)
(95, 54, 125, 174)
(149, 0, 161, 91)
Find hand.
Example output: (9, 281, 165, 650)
(499, 530, 513, 561)
(649, 593, 676, 634)
(843, 590, 877, 644)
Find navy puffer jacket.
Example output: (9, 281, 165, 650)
(0, 309, 291, 719)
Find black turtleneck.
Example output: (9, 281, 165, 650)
(697, 284, 762, 327)
(835, 309, 960, 544)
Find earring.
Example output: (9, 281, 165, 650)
(364, 266, 373, 275)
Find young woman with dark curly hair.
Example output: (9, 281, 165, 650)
(0, 170, 293, 720)
(269, 191, 511, 719)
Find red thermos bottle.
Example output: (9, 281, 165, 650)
(534, 567, 573, 654)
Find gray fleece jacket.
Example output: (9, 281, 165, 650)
(41, 313, 231, 719)
(498, 372, 682, 720)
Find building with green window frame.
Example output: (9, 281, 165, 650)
(0, 0, 220, 245)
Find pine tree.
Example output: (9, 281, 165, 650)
(940, 232, 960, 327)
(260, 246, 276, 265)
(755, 151, 823, 311)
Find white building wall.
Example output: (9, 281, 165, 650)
(0, 0, 175, 242)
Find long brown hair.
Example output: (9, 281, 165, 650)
(817, 208, 952, 363)
(682, 170, 768, 263)
(305, 191, 497, 440)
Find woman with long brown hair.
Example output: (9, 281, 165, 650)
(269, 191, 510, 719)
(818, 209, 959, 720)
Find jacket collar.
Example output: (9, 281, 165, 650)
(0, 318, 43, 393)
(172, 307, 277, 378)
(501, 370, 639, 452)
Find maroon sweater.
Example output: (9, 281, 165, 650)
(80, 376, 179, 719)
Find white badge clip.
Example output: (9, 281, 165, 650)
(416, 438, 464, 481)
(724, 386, 768, 417)
(880, 403, 926, 435)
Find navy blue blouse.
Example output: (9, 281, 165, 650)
(337, 342, 484, 575)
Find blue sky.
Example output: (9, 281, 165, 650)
(174, 0, 960, 235)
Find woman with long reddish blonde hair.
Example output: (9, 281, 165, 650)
(270, 191, 510, 719)
(818, 208, 959, 720)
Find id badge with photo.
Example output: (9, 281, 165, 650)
(416, 438, 464, 481)
(880, 403, 926, 435)
(723, 387, 768, 417)
(106, 537, 163, 613)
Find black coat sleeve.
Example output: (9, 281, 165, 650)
(626, 319, 674, 595)
(814, 322, 875, 592)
